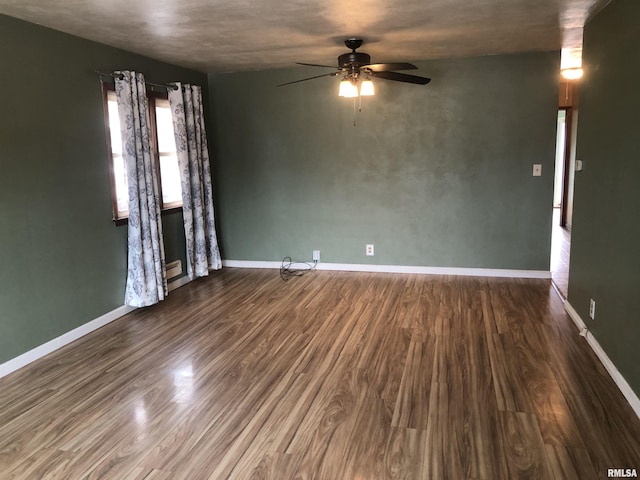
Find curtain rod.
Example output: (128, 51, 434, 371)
(95, 71, 179, 91)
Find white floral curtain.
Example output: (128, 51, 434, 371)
(168, 83, 221, 279)
(115, 71, 167, 307)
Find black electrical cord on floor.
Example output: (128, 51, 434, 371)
(280, 256, 318, 281)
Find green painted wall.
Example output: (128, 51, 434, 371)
(568, 0, 640, 394)
(209, 52, 558, 269)
(0, 15, 205, 364)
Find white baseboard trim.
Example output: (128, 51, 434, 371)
(0, 275, 192, 379)
(222, 259, 551, 279)
(565, 301, 640, 419)
(223, 260, 283, 269)
(564, 301, 588, 334)
(0, 304, 136, 379)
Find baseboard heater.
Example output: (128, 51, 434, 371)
(166, 260, 182, 279)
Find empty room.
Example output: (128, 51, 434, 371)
(1, 0, 639, 478)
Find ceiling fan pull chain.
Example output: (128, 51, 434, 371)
(353, 97, 357, 126)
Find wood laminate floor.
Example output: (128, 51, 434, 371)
(1, 269, 638, 479)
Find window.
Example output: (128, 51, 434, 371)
(102, 83, 182, 224)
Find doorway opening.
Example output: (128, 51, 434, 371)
(550, 107, 573, 299)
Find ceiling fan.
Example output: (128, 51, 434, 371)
(277, 38, 431, 96)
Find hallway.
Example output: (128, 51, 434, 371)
(550, 207, 571, 299)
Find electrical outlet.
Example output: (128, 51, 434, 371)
(312, 250, 320, 262)
(366, 244, 374, 256)
(589, 298, 596, 320)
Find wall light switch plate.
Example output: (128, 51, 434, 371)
(533, 164, 542, 176)
(576, 159, 583, 171)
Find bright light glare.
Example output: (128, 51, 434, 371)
(339, 79, 358, 97)
(360, 79, 375, 96)
(561, 68, 583, 80)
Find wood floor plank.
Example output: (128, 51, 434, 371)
(391, 338, 436, 429)
(463, 400, 510, 480)
(498, 410, 554, 479)
(275, 309, 368, 455)
(207, 369, 306, 480)
(494, 331, 536, 413)
(422, 381, 466, 479)
(381, 427, 426, 480)
(545, 444, 597, 480)
(288, 367, 368, 480)
(243, 452, 302, 480)
(129, 467, 173, 480)
(459, 309, 509, 479)
(332, 369, 395, 480)
(1, 269, 639, 479)
(508, 323, 585, 449)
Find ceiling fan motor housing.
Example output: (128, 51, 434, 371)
(338, 52, 371, 69)
(276, 37, 430, 87)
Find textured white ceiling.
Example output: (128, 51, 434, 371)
(0, 0, 610, 73)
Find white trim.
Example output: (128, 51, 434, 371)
(565, 301, 640, 419)
(0, 304, 136, 379)
(166, 259, 183, 280)
(0, 275, 191, 379)
(223, 260, 283, 269)
(564, 301, 588, 336)
(550, 280, 566, 303)
(316, 263, 550, 278)
(222, 259, 551, 279)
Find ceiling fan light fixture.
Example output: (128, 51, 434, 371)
(281, 39, 429, 98)
(561, 67, 583, 80)
(339, 78, 358, 97)
(360, 79, 375, 96)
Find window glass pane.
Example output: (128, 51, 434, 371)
(107, 93, 122, 155)
(155, 99, 182, 207)
(113, 154, 129, 215)
(155, 100, 177, 153)
(160, 154, 182, 206)
(107, 91, 127, 216)
(103, 89, 182, 219)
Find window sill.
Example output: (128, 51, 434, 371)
(113, 206, 183, 226)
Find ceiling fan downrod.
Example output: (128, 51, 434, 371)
(338, 38, 370, 70)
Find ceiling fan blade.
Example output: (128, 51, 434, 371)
(365, 63, 418, 72)
(296, 62, 340, 69)
(370, 70, 431, 85)
(276, 71, 340, 87)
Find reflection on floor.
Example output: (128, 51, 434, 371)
(550, 207, 571, 299)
